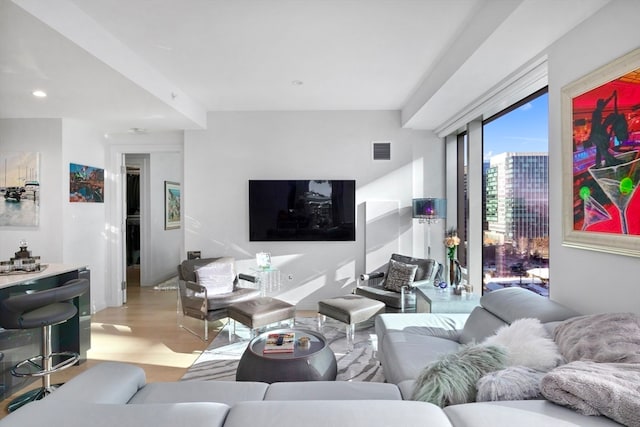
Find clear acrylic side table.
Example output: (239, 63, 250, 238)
(252, 268, 281, 296)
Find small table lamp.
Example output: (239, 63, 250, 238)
(412, 198, 446, 258)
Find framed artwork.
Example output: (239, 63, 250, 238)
(0, 152, 40, 226)
(562, 48, 640, 257)
(164, 181, 180, 230)
(70, 163, 104, 203)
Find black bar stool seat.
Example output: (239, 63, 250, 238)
(0, 278, 89, 411)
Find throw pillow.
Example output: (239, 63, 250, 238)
(553, 312, 640, 363)
(476, 366, 545, 402)
(195, 260, 235, 296)
(411, 344, 507, 407)
(482, 318, 563, 372)
(383, 259, 418, 292)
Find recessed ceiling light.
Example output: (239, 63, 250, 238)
(32, 90, 47, 98)
(291, 80, 304, 86)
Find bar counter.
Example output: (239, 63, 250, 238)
(0, 264, 91, 399)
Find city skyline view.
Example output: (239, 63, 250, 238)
(482, 91, 550, 297)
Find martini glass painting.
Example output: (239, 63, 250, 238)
(580, 186, 611, 231)
(587, 151, 640, 234)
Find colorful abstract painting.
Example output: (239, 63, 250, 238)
(70, 163, 104, 203)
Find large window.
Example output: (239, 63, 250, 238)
(482, 89, 549, 296)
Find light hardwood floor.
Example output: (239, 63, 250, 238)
(0, 285, 221, 415)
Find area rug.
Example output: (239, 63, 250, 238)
(181, 316, 384, 383)
(153, 275, 178, 291)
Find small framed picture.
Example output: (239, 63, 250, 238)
(164, 181, 180, 230)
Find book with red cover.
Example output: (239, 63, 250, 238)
(263, 332, 295, 353)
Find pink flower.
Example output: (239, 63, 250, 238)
(444, 236, 460, 248)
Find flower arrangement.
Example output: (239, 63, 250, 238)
(444, 228, 460, 260)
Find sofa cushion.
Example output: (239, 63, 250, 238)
(264, 381, 402, 400)
(480, 287, 579, 324)
(380, 332, 462, 384)
(384, 259, 418, 292)
(0, 400, 231, 427)
(129, 381, 268, 405)
(443, 400, 624, 427)
(224, 401, 454, 427)
(397, 379, 417, 400)
(459, 307, 508, 345)
(411, 344, 507, 407)
(46, 361, 146, 404)
(375, 312, 469, 355)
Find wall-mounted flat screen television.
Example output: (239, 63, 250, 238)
(249, 180, 356, 241)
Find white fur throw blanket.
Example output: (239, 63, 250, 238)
(553, 313, 640, 363)
(541, 361, 640, 426)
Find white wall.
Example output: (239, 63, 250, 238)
(0, 119, 63, 261)
(0, 118, 107, 312)
(61, 119, 107, 311)
(185, 110, 443, 310)
(146, 151, 182, 285)
(548, 0, 640, 314)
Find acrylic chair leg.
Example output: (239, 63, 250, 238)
(346, 323, 355, 352)
(317, 314, 325, 332)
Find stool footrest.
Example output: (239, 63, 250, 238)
(12, 352, 80, 378)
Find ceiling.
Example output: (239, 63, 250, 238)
(0, 0, 609, 135)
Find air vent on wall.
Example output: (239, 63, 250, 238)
(372, 141, 391, 161)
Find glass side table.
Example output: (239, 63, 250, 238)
(251, 267, 281, 296)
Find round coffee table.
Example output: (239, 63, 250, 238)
(236, 328, 337, 383)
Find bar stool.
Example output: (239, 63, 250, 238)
(0, 278, 89, 412)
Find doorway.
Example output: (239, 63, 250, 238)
(126, 165, 141, 287)
(124, 153, 149, 292)
(106, 141, 182, 308)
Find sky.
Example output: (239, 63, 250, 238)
(483, 92, 549, 159)
(0, 152, 39, 187)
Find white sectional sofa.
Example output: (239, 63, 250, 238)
(0, 362, 451, 427)
(0, 357, 625, 427)
(0, 288, 631, 426)
(375, 287, 629, 426)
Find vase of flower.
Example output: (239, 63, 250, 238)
(450, 259, 462, 294)
(444, 228, 461, 293)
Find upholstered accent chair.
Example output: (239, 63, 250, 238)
(177, 257, 260, 340)
(354, 254, 443, 313)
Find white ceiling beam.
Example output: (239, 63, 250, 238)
(12, 0, 207, 129)
(401, 0, 523, 128)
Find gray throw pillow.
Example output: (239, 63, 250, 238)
(476, 366, 545, 402)
(411, 344, 507, 407)
(383, 259, 418, 292)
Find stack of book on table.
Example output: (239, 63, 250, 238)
(263, 332, 295, 354)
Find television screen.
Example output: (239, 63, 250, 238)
(249, 180, 356, 241)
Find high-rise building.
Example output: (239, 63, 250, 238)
(486, 152, 549, 250)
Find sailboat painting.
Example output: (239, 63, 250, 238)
(0, 152, 40, 227)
